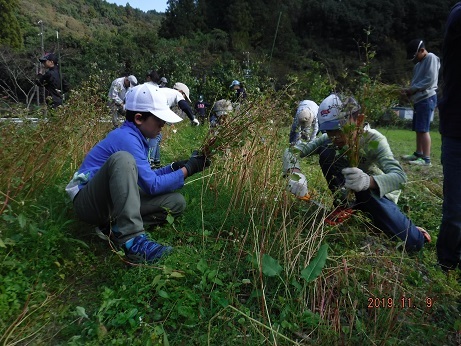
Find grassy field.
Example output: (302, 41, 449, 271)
(1, 93, 460, 346)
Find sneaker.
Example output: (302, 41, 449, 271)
(408, 158, 432, 166)
(150, 161, 162, 169)
(95, 224, 120, 241)
(401, 153, 420, 161)
(416, 227, 431, 243)
(95, 226, 110, 240)
(124, 234, 173, 263)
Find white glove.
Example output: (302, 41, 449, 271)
(191, 118, 200, 126)
(286, 172, 308, 197)
(342, 167, 370, 192)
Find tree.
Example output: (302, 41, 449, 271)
(0, 47, 36, 107)
(0, 0, 23, 49)
(226, 0, 252, 50)
(159, 0, 199, 39)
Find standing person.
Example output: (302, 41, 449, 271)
(65, 84, 210, 263)
(401, 39, 440, 166)
(145, 69, 199, 168)
(194, 95, 210, 124)
(289, 100, 319, 145)
(36, 53, 70, 109)
(283, 93, 431, 252)
(107, 75, 138, 128)
(437, 2, 461, 272)
(229, 80, 247, 102)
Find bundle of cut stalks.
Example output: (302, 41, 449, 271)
(200, 99, 267, 157)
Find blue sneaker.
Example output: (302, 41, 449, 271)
(124, 234, 173, 263)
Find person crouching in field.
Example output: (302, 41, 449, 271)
(66, 84, 210, 263)
(283, 93, 431, 252)
(289, 100, 319, 145)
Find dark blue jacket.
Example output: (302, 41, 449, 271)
(439, 2, 461, 137)
(36, 66, 69, 108)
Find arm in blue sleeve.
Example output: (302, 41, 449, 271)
(289, 113, 299, 144)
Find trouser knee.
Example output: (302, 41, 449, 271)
(166, 193, 187, 216)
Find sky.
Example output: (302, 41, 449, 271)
(107, 0, 168, 13)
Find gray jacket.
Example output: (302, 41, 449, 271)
(410, 52, 440, 104)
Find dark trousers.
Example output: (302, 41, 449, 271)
(437, 136, 461, 269)
(318, 146, 425, 251)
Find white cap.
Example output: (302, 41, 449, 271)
(173, 82, 191, 102)
(125, 84, 183, 123)
(296, 100, 318, 127)
(213, 99, 233, 116)
(318, 94, 360, 131)
(297, 109, 315, 127)
(127, 75, 138, 87)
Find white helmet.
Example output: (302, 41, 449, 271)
(318, 94, 360, 131)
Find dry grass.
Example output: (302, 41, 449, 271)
(0, 75, 112, 215)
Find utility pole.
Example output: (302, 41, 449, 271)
(37, 20, 45, 107)
(243, 51, 250, 78)
(269, 12, 282, 73)
(56, 31, 64, 101)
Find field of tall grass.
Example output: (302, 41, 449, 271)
(1, 75, 460, 345)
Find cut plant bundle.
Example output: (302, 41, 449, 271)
(340, 112, 366, 168)
(199, 100, 264, 157)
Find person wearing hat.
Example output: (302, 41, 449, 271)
(283, 93, 431, 252)
(65, 84, 210, 263)
(36, 53, 70, 109)
(401, 39, 440, 166)
(194, 95, 210, 124)
(159, 77, 168, 88)
(107, 75, 138, 128)
(229, 80, 247, 102)
(145, 70, 200, 168)
(145, 71, 198, 126)
(289, 100, 319, 145)
(210, 99, 233, 127)
(437, 3, 461, 272)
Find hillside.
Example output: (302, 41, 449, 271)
(18, 0, 163, 39)
(0, 0, 455, 112)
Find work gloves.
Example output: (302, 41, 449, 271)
(191, 118, 200, 126)
(170, 160, 189, 171)
(342, 167, 370, 192)
(286, 172, 308, 198)
(183, 150, 210, 177)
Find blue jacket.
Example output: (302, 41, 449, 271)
(66, 121, 184, 200)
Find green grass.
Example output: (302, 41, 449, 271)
(1, 98, 460, 346)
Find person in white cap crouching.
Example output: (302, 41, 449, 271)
(289, 100, 319, 145)
(283, 93, 431, 252)
(66, 84, 210, 263)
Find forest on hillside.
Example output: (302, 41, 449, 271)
(0, 0, 458, 109)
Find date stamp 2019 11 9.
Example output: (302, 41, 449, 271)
(367, 297, 434, 309)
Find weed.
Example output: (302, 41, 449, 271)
(1, 73, 460, 345)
